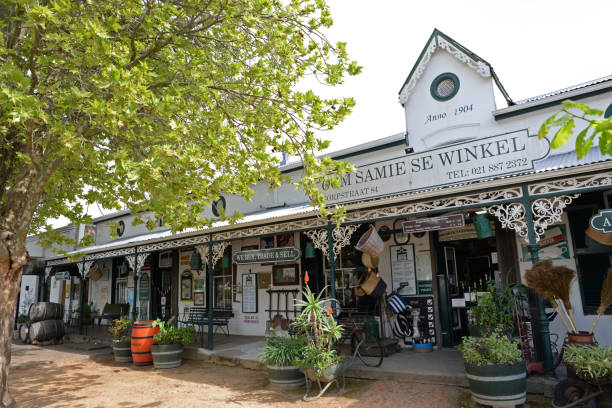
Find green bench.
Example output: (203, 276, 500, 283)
(93, 303, 129, 326)
(178, 307, 234, 347)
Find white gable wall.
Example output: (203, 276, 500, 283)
(403, 50, 497, 152)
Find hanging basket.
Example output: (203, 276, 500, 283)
(355, 225, 384, 257)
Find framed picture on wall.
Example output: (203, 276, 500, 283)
(194, 292, 205, 306)
(276, 233, 294, 247)
(272, 264, 299, 286)
(181, 270, 193, 301)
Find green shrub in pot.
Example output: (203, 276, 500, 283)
(563, 344, 612, 381)
(150, 317, 196, 369)
(471, 281, 515, 336)
(259, 335, 306, 387)
(109, 317, 133, 362)
(459, 331, 526, 407)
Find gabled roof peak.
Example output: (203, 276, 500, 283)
(398, 29, 512, 106)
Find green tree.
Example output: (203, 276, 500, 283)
(538, 100, 612, 158)
(0, 1, 360, 405)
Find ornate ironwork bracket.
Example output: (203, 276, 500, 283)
(125, 253, 151, 276)
(195, 241, 229, 268)
(488, 194, 580, 242)
(304, 224, 361, 257)
(77, 260, 94, 277)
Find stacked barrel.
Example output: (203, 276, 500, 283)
(24, 302, 65, 344)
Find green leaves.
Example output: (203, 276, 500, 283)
(539, 99, 612, 159)
(0, 0, 360, 246)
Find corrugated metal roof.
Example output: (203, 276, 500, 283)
(534, 148, 611, 172)
(53, 204, 317, 259)
(514, 75, 612, 105)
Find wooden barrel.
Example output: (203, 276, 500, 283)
(131, 321, 159, 366)
(267, 366, 305, 388)
(19, 324, 30, 343)
(112, 340, 133, 363)
(29, 320, 65, 342)
(151, 344, 183, 369)
(464, 361, 526, 407)
(28, 302, 64, 322)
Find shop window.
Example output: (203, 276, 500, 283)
(115, 278, 127, 304)
(568, 206, 612, 315)
(213, 248, 232, 308)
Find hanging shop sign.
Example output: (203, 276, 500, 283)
(321, 129, 549, 205)
(55, 271, 71, 281)
(590, 210, 612, 234)
(402, 214, 465, 234)
(233, 247, 301, 265)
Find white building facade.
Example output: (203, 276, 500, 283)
(32, 30, 611, 368)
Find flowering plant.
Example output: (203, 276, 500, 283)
(291, 284, 343, 371)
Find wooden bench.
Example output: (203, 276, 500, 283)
(179, 307, 234, 347)
(92, 303, 129, 327)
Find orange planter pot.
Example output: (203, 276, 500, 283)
(131, 321, 159, 366)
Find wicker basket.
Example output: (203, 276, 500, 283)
(355, 225, 384, 257)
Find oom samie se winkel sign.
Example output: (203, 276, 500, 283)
(321, 129, 550, 205)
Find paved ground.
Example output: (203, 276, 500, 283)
(7, 341, 555, 408)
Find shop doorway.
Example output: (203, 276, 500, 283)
(151, 251, 173, 320)
(437, 231, 497, 346)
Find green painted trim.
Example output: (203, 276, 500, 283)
(495, 85, 612, 120)
(430, 72, 460, 101)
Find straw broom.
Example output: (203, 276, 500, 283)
(589, 268, 612, 334)
(525, 260, 574, 334)
(546, 265, 579, 333)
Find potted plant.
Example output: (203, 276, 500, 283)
(259, 335, 306, 388)
(553, 344, 612, 407)
(291, 286, 344, 382)
(109, 317, 134, 362)
(470, 281, 515, 337)
(459, 331, 526, 407)
(151, 317, 196, 369)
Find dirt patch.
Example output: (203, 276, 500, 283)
(9, 354, 552, 407)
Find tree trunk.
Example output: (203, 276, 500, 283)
(0, 250, 25, 408)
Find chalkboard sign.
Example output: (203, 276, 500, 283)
(242, 273, 258, 313)
(402, 295, 436, 345)
(139, 274, 150, 301)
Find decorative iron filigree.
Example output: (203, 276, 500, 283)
(345, 187, 522, 222)
(77, 260, 94, 277)
(194, 241, 230, 269)
(85, 247, 135, 261)
(139, 234, 210, 253)
(125, 253, 152, 276)
(213, 217, 324, 241)
(488, 203, 528, 239)
(532, 195, 579, 240)
(304, 224, 361, 258)
(488, 194, 579, 242)
(528, 172, 612, 195)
